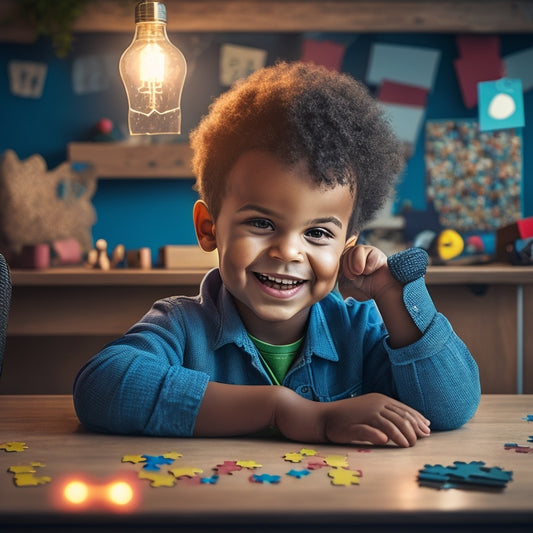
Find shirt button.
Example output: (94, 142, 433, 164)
(301, 386, 309, 394)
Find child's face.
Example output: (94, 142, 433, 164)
(211, 150, 354, 343)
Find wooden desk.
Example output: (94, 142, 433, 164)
(0, 395, 532, 532)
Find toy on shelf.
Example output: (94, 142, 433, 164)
(495, 217, 533, 265)
(86, 239, 125, 270)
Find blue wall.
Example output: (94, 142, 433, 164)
(1, 31, 531, 260)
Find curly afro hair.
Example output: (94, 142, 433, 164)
(190, 61, 404, 234)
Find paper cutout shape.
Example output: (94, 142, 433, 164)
(300, 38, 346, 71)
(366, 43, 440, 90)
(456, 35, 501, 60)
(8, 61, 47, 98)
(121, 454, 146, 464)
(219, 43, 267, 87)
(504, 46, 533, 92)
(378, 80, 428, 108)
(214, 461, 242, 475)
(299, 448, 318, 456)
(141, 454, 175, 471)
(72, 54, 112, 95)
(453, 35, 504, 109)
(380, 102, 426, 147)
(200, 474, 219, 484)
(478, 78, 525, 131)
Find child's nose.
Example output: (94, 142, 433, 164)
(268, 234, 304, 263)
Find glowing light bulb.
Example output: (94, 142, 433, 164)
(63, 480, 89, 505)
(107, 481, 134, 506)
(119, 2, 187, 135)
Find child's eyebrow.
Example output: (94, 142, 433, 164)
(236, 205, 343, 229)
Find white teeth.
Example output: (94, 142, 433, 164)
(257, 273, 303, 286)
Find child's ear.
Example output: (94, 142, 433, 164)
(193, 200, 217, 252)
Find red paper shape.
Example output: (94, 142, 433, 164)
(377, 80, 428, 107)
(301, 39, 346, 72)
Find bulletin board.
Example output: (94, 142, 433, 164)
(425, 119, 522, 233)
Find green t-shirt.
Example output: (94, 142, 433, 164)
(248, 334, 303, 385)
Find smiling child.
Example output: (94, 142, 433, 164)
(73, 62, 480, 447)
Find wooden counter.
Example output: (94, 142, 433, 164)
(2, 264, 533, 395)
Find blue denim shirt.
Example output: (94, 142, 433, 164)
(73, 269, 480, 436)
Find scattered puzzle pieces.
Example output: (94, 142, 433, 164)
(504, 443, 532, 453)
(1, 442, 28, 452)
(328, 469, 360, 487)
(418, 461, 513, 490)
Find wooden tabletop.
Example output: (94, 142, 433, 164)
(0, 395, 532, 531)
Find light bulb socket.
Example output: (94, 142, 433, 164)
(135, 1, 167, 23)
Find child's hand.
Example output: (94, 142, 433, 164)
(338, 238, 398, 301)
(275, 390, 431, 448)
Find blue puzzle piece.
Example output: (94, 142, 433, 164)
(286, 469, 311, 479)
(251, 473, 281, 484)
(200, 475, 219, 485)
(141, 454, 175, 471)
(418, 461, 513, 489)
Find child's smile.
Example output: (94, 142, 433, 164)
(211, 149, 354, 344)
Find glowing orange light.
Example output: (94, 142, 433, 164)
(63, 480, 89, 505)
(107, 481, 134, 506)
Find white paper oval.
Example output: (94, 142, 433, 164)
(488, 93, 516, 120)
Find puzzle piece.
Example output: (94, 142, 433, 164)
(8, 462, 50, 487)
(418, 461, 513, 489)
(528, 436, 533, 442)
(121, 454, 146, 464)
(235, 460, 262, 469)
(162, 451, 183, 460)
(283, 452, 303, 463)
(169, 467, 204, 478)
(306, 457, 328, 470)
(138, 469, 176, 487)
(324, 455, 349, 468)
(1, 442, 28, 452)
(328, 469, 360, 487)
(214, 461, 242, 475)
(522, 414, 533, 421)
(200, 475, 219, 485)
(299, 448, 317, 456)
(250, 473, 281, 484)
(286, 469, 311, 479)
(141, 454, 175, 471)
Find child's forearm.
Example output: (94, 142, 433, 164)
(193, 382, 309, 437)
(373, 278, 422, 349)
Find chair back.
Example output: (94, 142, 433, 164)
(0, 253, 12, 377)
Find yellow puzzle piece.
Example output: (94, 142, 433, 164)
(235, 460, 262, 469)
(0, 442, 28, 452)
(328, 469, 360, 487)
(169, 467, 203, 479)
(138, 469, 176, 487)
(324, 455, 349, 468)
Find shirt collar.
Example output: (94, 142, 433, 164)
(207, 269, 340, 362)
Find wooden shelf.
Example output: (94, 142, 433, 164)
(67, 142, 194, 179)
(1, 0, 533, 44)
(10, 264, 533, 287)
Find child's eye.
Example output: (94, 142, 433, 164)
(305, 228, 334, 242)
(247, 218, 274, 231)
